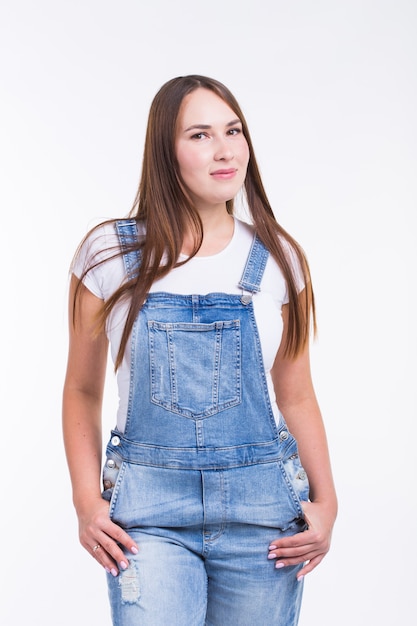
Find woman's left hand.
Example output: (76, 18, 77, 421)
(267, 500, 335, 580)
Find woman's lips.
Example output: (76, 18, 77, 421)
(210, 168, 237, 179)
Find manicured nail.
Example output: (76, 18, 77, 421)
(104, 566, 111, 574)
(119, 560, 128, 570)
(111, 568, 118, 577)
(131, 546, 139, 554)
(267, 553, 276, 560)
(297, 575, 304, 582)
(275, 562, 285, 569)
(269, 545, 277, 550)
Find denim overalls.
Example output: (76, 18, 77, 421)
(103, 220, 309, 626)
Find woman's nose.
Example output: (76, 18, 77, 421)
(213, 138, 234, 161)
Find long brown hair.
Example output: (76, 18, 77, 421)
(74, 75, 316, 370)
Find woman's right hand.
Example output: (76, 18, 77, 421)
(77, 497, 139, 576)
(63, 278, 139, 575)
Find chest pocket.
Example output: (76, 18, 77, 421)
(148, 319, 241, 419)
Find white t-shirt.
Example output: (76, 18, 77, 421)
(72, 217, 303, 432)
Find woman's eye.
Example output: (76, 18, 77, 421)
(191, 132, 207, 140)
(228, 128, 241, 136)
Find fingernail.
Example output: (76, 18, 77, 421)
(131, 546, 139, 555)
(297, 575, 304, 582)
(120, 560, 128, 570)
(269, 545, 277, 550)
(267, 553, 276, 560)
(104, 566, 111, 574)
(275, 562, 285, 569)
(111, 568, 118, 577)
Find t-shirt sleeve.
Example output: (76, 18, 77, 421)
(71, 223, 121, 300)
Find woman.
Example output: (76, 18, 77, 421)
(63, 75, 337, 625)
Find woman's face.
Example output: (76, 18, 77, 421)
(175, 88, 250, 212)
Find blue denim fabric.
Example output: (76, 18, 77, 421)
(102, 220, 309, 625)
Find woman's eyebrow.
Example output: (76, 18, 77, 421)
(183, 119, 241, 133)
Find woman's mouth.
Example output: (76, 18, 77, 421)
(210, 168, 237, 180)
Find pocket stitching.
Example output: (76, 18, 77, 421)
(148, 319, 241, 418)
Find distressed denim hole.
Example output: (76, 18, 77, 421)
(119, 561, 140, 604)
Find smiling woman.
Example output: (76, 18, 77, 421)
(62, 74, 337, 626)
(175, 89, 249, 218)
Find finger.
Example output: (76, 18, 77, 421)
(105, 519, 139, 556)
(84, 523, 139, 575)
(296, 554, 325, 580)
(267, 530, 325, 567)
(96, 531, 130, 570)
(269, 527, 316, 550)
(89, 541, 120, 577)
(268, 545, 316, 563)
(94, 525, 139, 573)
(268, 535, 317, 560)
(78, 501, 139, 575)
(274, 546, 323, 566)
(268, 545, 322, 570)
(89, 542, 117, 574)
(270, 525, 328, 560)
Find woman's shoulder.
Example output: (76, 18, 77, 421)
(71, 221, 115, 270)
(74, 217, 146, 262)
(235, 217, 300, 265)
(79, 218, 119, 248)
(235, 216, 297, 252)
(70, 219, 129, 299)
(234, 216, 256, 242)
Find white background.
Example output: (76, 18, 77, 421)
(1, 1, 416, 624)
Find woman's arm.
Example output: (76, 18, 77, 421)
(268, 295, 337, 580)
(62, 275, 138, 576)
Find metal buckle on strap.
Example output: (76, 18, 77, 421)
(240, 293, 253, 305)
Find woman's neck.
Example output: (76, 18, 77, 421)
(182, 209, 235, 257)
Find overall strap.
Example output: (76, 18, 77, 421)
(238, 234, 269, 293)
(115, 219, 142, 281)
(116, 221, 269, 293)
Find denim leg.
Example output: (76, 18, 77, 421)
(107, 534, 207, 626)
(201, 463, 306, 626)
(204, 522, 305, 626)
(105, 460, 307, 625)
